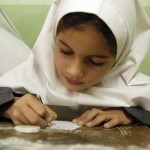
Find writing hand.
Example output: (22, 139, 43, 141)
(3, 94, 57, 128)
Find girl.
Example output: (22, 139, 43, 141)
(0, 0, 150, 128)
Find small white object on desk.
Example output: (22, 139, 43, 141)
(48, 120, 81, 131)
(15, 125, 41, 133)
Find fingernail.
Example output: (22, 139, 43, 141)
(86, 122, 91, 127)
(46, 115, 53, 122)
(104, 123, 110, 128)
(78, 121, 83, 126)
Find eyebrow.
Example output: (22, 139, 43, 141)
(59, 40, 73, 50)
(59, 39, 110, 59)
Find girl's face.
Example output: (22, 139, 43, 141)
(55, 24, 116, 92)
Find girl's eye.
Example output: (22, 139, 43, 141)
(60, 48, 73, 55)
(87, 58, 105, 66)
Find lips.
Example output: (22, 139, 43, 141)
(65, 76, 83, 85)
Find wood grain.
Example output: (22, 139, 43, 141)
(0, 121, 150, 149)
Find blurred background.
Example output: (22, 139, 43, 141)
(0, 0, 150, 75)
(0, 0, 51, 4)
(0, 0, 51, 48)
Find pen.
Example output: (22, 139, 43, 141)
(36, 95, 43, 104)
(36, 94, 54, 126)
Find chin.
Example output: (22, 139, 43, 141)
(67, 87, 81, 92)
(63, 80, 89, 92)
(66, 86, 87, 92)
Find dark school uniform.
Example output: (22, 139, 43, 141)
(0, 87, 14, 106)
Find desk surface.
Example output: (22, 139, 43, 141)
(0, 121, 150, 150)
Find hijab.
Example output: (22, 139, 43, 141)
(0, 0, 150, 111)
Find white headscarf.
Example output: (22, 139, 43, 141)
(0, 0, 150, 111)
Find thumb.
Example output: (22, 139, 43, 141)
(44, 105, 57, 122)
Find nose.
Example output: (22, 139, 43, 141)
(67, 60, 85, 78)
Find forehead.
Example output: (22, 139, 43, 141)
(57, 24, 113, 57)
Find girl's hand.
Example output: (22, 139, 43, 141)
(72, 108, 133, 128)
(3, 94, 57, 128)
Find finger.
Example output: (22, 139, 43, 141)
(10, 94, 48, 128)
(21, 94, 53, 128)
(85, 114, 107, 127)
(44, 105, 57, 122)
(73, 108, 103, 126)
(12, 120, 24, 126)
(12, 113, 28, 125)
(103, 118, 120, 128)
(11, 106, 31, 125)
(22, 105, 48, 128)
(72, 110, 90, 125)
(25, 95, 48, 119)
(73, 110, 90, 121)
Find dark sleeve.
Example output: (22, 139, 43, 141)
(0, 87, 14, 106)
(124, 107, 150, 126)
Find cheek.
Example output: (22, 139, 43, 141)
(87, 65, 112, 84)
(55, 51, 68, 75)
(88, 70, 104, 83)
(55, 52, 63, 72)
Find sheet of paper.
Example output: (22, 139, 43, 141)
(48, 120, 81, 131)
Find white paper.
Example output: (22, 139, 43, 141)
(48, 120, 81, 131)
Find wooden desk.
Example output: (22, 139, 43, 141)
(0, 121, 150, 150)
